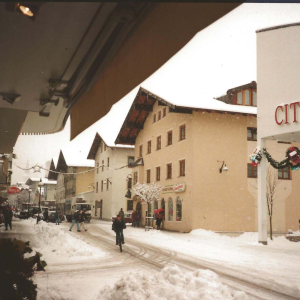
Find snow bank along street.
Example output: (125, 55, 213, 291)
(2, 218, 299, 300)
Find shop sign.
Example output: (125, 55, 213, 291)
(162, 185, 174, 194)
(275, 101, 300, 125)
(7, 187, 21, 194)
(173, 183, 185, 193)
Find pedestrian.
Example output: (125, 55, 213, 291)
(131, 210, 136, 227)
(119, 208, 125, 220)
(112, 214, 126, 245)
(79, 210, 87, 231)
(135, 210, 140, 227)
(54, 208, 60, 225)
(156, 211, 163, 229)
(69, 210, 80, 232)
(43, 208, 49, 223)
(3, 204, 13, 230)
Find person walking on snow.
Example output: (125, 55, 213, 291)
(69, 210, 80, 232)
(79, 210, 87, 231)
(3, 204, 13, 230)
(43, 208, 49, 223)
(54, 208, 60, 225)
(119, 208, 124, 220)
(112, 214, 126, 245)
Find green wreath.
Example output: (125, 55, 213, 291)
(263, 146, 300, 170)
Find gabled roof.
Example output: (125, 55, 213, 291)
(115, 86, 257, 145)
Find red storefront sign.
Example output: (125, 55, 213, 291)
(275, 101, 300, 125)
(7, 187, 21, 194)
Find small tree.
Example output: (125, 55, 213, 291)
(133, 181, 164, 217)
(266, 166, 280, 240)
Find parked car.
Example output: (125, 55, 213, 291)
(48, 211, 64, 223)
(112, 212, 133, 223)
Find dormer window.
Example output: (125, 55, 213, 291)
(236, 89, 257, 107)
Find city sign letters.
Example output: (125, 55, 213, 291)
(7, 187, 21, 194)
(275, 101, 300, 125)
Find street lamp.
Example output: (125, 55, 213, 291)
(37, 179, 44, 224)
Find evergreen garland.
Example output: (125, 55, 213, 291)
(263, 146, 300, 170)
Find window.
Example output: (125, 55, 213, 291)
(133, 172, 138, 184)
(158, 111, 161, 121)
(179, 124, 186, 141)
(253, 90, 257, 107)
(161, 198, 165, 220)
(278, 166, 291, 180)
(139, 145, 143, 157)
(153, 114, 156, 123)
(127, 200, 133, 211)
(156, 167, 161, 181)
(102, 160, 104, 172)
(97, 162, 99, 174)
(163, 107, 166, 118)
(237, 89, 256, 106)
(101, 180, 103, 191)
(154, 200, 158, 210)
(167, 131, 172, 146)
(128, 156, 134, 166)
(147, 141, 151, 154)
(176, 197, 182, 221)
(127, 178, 132, 189)
(96, 182, 99, 193)
(167, 163, 172, 179)
(247, 128, 257, 141)
(157, 136, 161, 150)
(179, 159, 185, 177)
(107, 178, 110, 191)
(107, 157, 109, 167)
(146, 169, 151, 183)
(247, 164, 257, 178)
(168, 198, 173, 221)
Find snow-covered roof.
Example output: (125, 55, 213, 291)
(27, 178, 57, 185)
(61, 147, 94, 168)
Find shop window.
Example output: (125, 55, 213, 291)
(161, 198, 165, 220)
(153, 114, 156, 123)
(247, 128, 257, 141)
(247, 164, 257, 178)
(147, 141, 151, 154)
(158, 111, 161, 121)
(163, 107, 167, 118)
(167, 131, 172, 146)
(278, 166, 291, 180)
(148, 201, 152, 216)
(97, 162, 99, 174)
(127, 200, 133, 211)
(133, 172, 138, 185)
(157, 136, 161, 150)
(139, 145, 143, 157)
(146, 169, 151, 183)
(156, 167, 161, 181)
(166, 163, 172, 179)
(179, 124, 186, 141)
(176, 197, 182, 221)
(168, 198, 173, 221)
(128, 156, 134, 166)
(179, 159, 185, 177)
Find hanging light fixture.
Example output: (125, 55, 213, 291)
(5, 2, 39, 20)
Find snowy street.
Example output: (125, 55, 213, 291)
(1, 218, 300, 300)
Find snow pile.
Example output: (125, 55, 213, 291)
(96, 265, 248, 300)
(287, 230, 300, 236)
(128, 228, 173, 240)
(26, 219, 105, 263)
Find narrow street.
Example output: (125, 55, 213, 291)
(4, 219, 298, 300)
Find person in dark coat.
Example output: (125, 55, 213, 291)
(135, 211, 141, 227)
(79, 210, 87, 231)
(156, 212, 163, 229)
(131, 211, 136, 227)
(54, 209, 60, 225)
(43, 208, 49, 223)
(69, 211, 80, 232)
(112, 214, 126, 244)
(3, 204, 13, 230)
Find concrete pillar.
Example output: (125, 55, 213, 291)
(257, 138, 268, 245)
